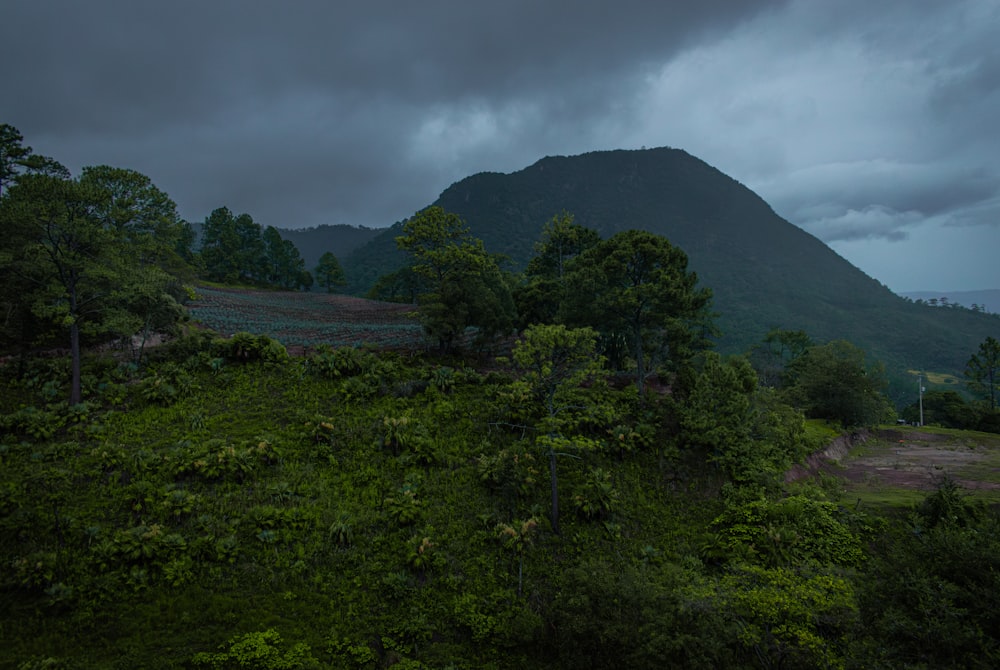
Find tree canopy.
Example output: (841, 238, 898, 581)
(966, 336, 1000, 411)
(783, 340, 895, 427)
(314, 251, 346, 292)
(396, 206, 516, 351)
(561, 229, 713, 394)
(1, 170, 187, 402)
(516, 212, 601, 327)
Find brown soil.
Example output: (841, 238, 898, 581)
(787, 428, 1000, 493)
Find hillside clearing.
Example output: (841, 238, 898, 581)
(799, 427, 1000, 507)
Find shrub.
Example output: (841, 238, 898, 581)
(218, 333, 289, 364)
(192, 629, 319, 669)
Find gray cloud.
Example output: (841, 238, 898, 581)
(2, 0, 998, 290)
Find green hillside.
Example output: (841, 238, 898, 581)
(340, 148, 999, 399)
(4, 340, 1000, 668)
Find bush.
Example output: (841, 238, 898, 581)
(192, 629, 319, 669)
(218, 333, 288, 364)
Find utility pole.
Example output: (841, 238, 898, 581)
(918, 374, 924, 427)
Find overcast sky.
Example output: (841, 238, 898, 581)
(3, 0, 999, 293)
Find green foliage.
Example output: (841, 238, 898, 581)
(0, 167, 188, 402)
(965, 335, 1000, 410)
(900, 389, 982, 429)
(748, 328, 813, 388)
(3, 324, 999, 668)
(516, 211, 600, 327)
(172, 438, 281, 482)
(561, 229, 713, 394)
(706, 495, 866, 568)
(385, 478, 423, 525)
(709, 564, 857, 669)
(395, 206, 516, 351)
(509, 324, 610, 533)
(572, 468, 619, 520)
(856, 482, 1000, 668)
(915, 475, 986, 529)
(314, 251, 346, 292)
(677, 354, 808, 484)
(783, 340, 895, 427)
(192, 629, 319, 669)
(199, 207, 265, 285)
(305, 344, 382, 379)
(262, 225, 310, 290)
(477, 448, 540, 515)
(218, 332, 289, 364)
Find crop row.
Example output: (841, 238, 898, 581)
(188, 287, 426, 348)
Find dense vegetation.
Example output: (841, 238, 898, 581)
(3, 123, 1000, 668)
(3, 337, 1000, 668)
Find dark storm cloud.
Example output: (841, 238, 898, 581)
(2, 0, 998, 290)
(2, 0, 786, 227)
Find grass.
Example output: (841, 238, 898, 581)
(906, 369, 962, 386)
(802, 419, 841, 450)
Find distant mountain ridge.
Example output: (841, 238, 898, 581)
(900, 290, 1000, 315)
(321, 147, 1000, 399)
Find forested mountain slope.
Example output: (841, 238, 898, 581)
(278, 224, 381, 271)
(342, 148, 999, 382)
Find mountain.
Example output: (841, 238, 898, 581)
(900, 290, 1000, 315)
(278, 224, 381, 272)
(339, 148, 999, 397)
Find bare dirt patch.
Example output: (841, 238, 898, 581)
(790, 427, 1000, 499)
(839, 441, 1000, 492)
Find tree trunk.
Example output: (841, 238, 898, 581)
(549, 448, 560, 535)
(634, 326, 645, 397)
(69, 319, 81, 405)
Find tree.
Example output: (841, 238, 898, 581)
(900, 390, 978, 429)
(234, 213, 266, 282)
(0, 124, 33, 198)
(965, 336, 1000, 411)
(748, 328, 813, 388)
(1, 159, 191, 401)
(509, 324, 608, 534)
(517, 212, 600, 326)
(527, 211, 601, 281)
(857, 483, 1000, 668)
(200, 207, 241, 282)
(562, 229, 713, 395)
(314, 251, 346, 292)
(200, 208, 268, 284)
(2, 175, 124, 402)
(783, 340, 894, 427)
(261, 226, 307, 289)
(675, 352, 807, 483)
(1, 123, 69, 197)
(366, 266, 425, 304)
(76, 166, 191, 362)
(395, 206, 515, 352)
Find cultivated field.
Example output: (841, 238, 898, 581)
(188, 287, 426, 351)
